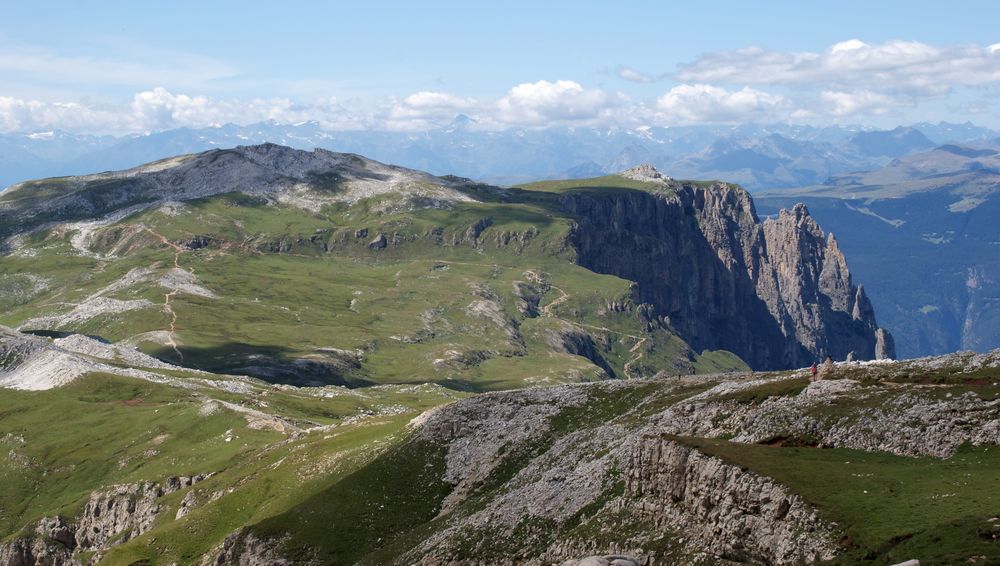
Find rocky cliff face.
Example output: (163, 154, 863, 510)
(387, 382, 841, 565)
(184, 349, 999, 564)
(2, 146, 892, 373)
(623, 437, 838, 564)
(0, 475, 209, 565)
(562, 171, 894, 369)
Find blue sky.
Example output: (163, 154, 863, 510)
(2, 1, 999, 133)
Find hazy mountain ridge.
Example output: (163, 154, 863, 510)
(1, 121, 996, 190)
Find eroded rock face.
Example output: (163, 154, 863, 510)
(215, 351, 1000, 564)
(404, 380, 844, 565)
(563, 182, 893, 370)
(0, 475, 209, 564)
(654, 355, 1000, 458)
(0, 516, 78, 566)
(76, 475, 207, 550)
(761, 206, 891, 364)
(210, 530, 292, 566)
(624, 438, 838, 565)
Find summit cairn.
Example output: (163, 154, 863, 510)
(620, 163, 672, 183)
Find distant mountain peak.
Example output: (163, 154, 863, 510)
(620, 163, 671, 183)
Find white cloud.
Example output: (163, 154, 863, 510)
(0, 89, 370, 134)
(0, 82, 627, 134)
(495, 80, 622, 126)
(384, 91, 479, 130)
(617, 66, 655, 83)
(675, 39, 1000, 98)
(0, 96, 125, 133)
(653, 84, 789, 124)
(820, 90, 902, 117)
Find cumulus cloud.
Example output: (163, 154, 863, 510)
(495, 80, 622, 126)
(675, 39, 1000, 97)
(0, 96, 125, 133)
(820, 90, 902, 117)
(0, 82, 630, 134)
(385, 91, 479, 130)
(0, 88, 369, 134)
(653, 84, 789, 124)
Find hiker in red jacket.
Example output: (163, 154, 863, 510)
(810, 362, 818, 381)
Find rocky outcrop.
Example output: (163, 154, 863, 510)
(0, 144, 475, 244)
(761, 206, 890, 364)
(562, 173, 893, 369)
(209, 530, 292, 566)
(76, 475, 208, 551)
(621, 164, 672, 184)
(653, 352, 1000, 458)
(545, 321, 616, 378)
(0, 517, 78, 566)
(212, 350, 999, 564)
(0, 475, 209, 564)
(403, 380, 842, 565)
(624, 438, 838, 564)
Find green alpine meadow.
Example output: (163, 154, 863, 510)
(0, 143, 995, 565)
(2, 5, 1000, 564)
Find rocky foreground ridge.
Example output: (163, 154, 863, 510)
(1, 348, 996, 564)
(218, 349, 999, 565)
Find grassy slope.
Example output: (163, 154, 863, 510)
(675, 370, 1000, 564)
(0, 180, 746, 392)
(0, 370, 464, 563)
(682, 438, 1000, 564)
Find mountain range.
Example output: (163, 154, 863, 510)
(0, 144, 891, 384)
(1, 120, 997, 190)
(4, 121, 998, 358)
(0, 145, 997, 565)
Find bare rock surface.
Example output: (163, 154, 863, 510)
(653, 354, 1000, 457)
(564, 181, 893, 370)
(0, 475, 209, 565)
(0, 326, 178, 389)
(620, 164, 672, 184)
(0, 144, 476, 252)
(392, 351, 997, 564)
(208, 348, 1000, 564)
(208, 530, 293, 566)
(624, 437, 837, 564)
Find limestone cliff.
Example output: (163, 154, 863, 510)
(208, 349, 1000, 564)
(1, 147, 892, 373)
(561, 169, 894, 369)
(0, 475, 209, 565)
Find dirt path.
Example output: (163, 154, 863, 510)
(528, 270, 648, 379)
(540, 285, 569, 317)
(623, 336, 648, 379)
(424, 263, 651, 378)
(145, 228, 186, 361)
